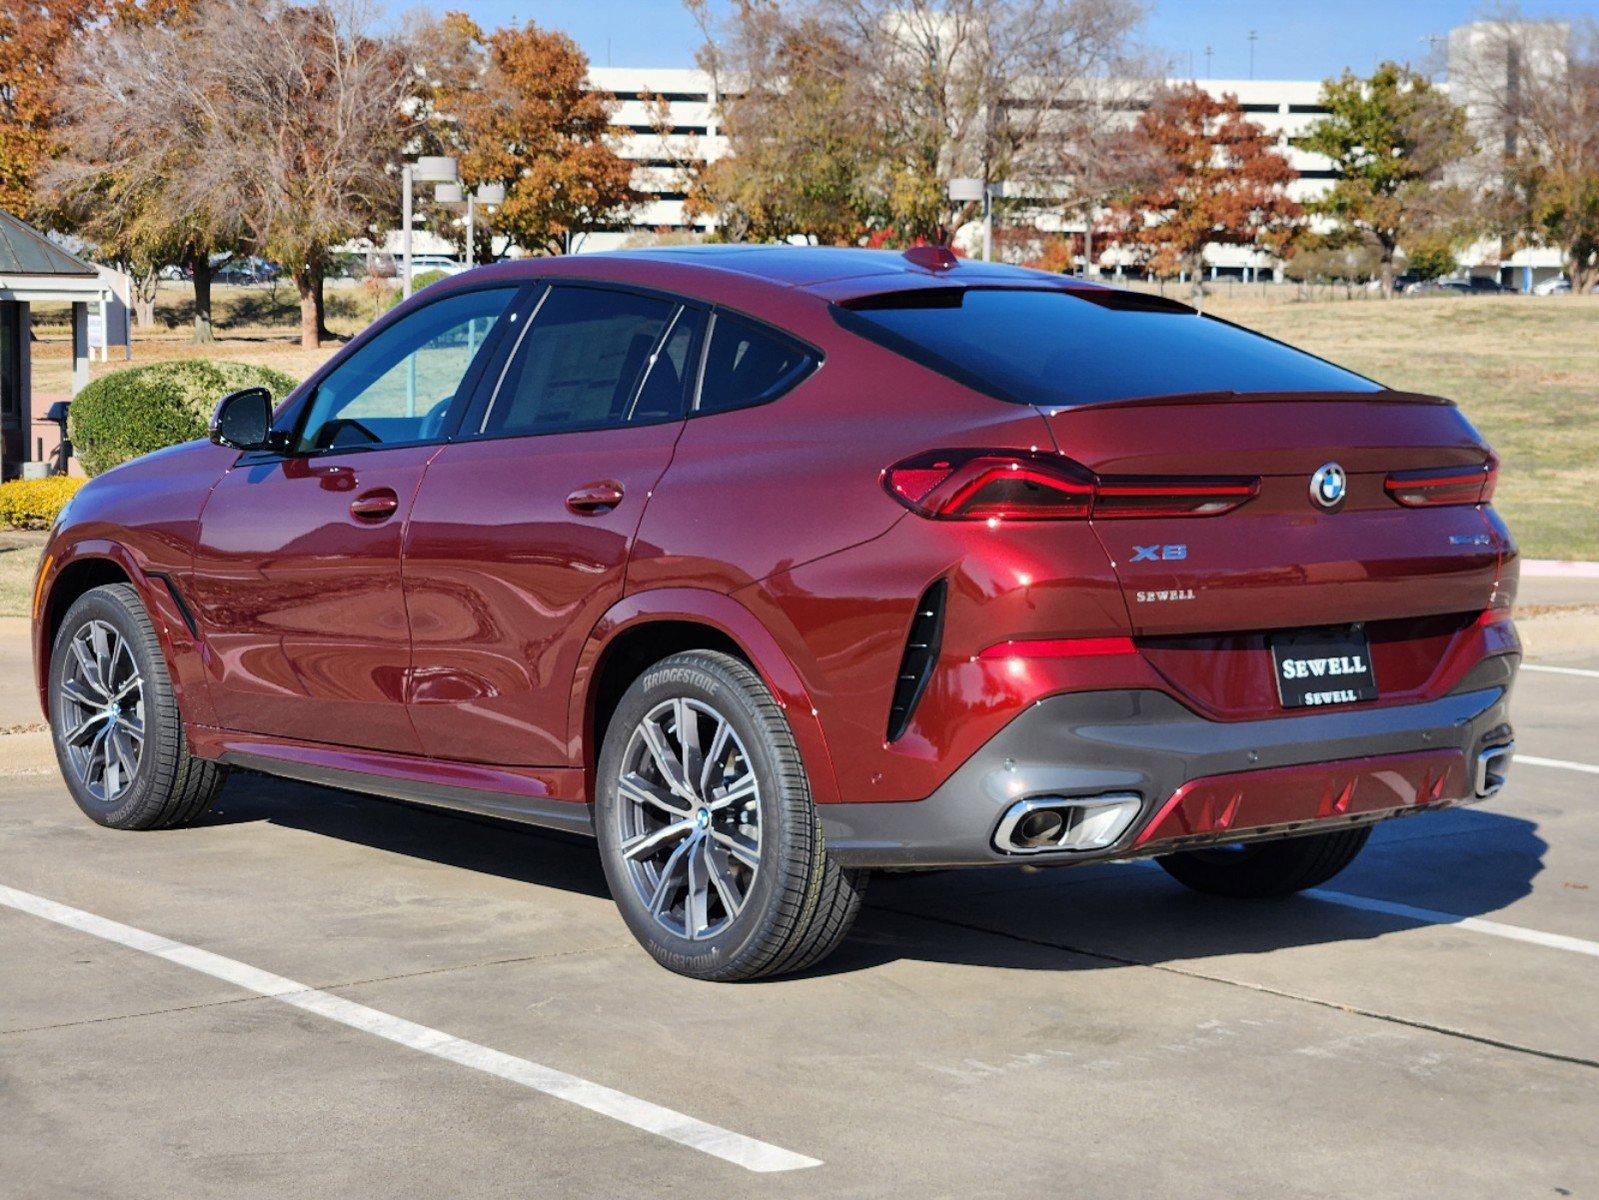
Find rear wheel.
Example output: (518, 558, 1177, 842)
(595, 650, 867, 981)
(49, 583, 225, 830)
(1155, 826, 1371, 899)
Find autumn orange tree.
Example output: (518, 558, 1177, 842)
(1107, 85, 1301, 302)
(0, 1, 194, 214)
(438, 17, 635, 256)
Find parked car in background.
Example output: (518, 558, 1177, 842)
(32, 246, 1520, 982)
(1405, 276, 1508, 296)
(1365, 273, 1423, 293)
(215, 259, 282, 287)
(1533, 276, 1572, 296)
(407, 254, 466, 277)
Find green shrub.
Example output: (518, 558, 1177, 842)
(0, 476, 85, 530)
(68, 360, 298, 476)
(411, 269, 450, 291)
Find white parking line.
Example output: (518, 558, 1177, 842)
(1304, 888, 1599, 959)
(1522, 664, 1599, 680)
(1518, 754, 1599, 777)
(0, 883, 820, 1175)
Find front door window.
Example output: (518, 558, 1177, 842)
(294, 288, 516, 453)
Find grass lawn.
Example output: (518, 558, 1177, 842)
(0, 533, 44, 620)
(19, 282, 1599, 561)
(1199, 294, 1599, 561)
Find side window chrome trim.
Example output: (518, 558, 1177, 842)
(621, 304, 689, 424)
(475, 284, 551, 436)
(690, 311, 716, 414)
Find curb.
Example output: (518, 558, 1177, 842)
(1522, 560, 1599, 579)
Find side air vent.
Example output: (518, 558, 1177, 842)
(886, 579, 947, 742)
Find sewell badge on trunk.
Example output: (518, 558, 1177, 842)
(1270, 626, 1380, 709)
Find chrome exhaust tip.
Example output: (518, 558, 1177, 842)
(1475, 741, 1514, 798)
(994, 794, 1142, 855)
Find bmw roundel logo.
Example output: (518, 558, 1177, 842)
(1310, 462, 1347, 509)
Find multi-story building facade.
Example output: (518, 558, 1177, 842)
(582, 29, 1569, 288)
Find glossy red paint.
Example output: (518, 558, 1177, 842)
(187, 445, 438, 754)
(402, 423, 681, 765)
(33, 247, 1520, 830)
(1133, 747, 1471, 848)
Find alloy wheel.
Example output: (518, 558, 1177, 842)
(58, 619, 146, 804)
(614, 697, 762, 941)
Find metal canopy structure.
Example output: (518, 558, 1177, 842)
(0, 210, 109, 479)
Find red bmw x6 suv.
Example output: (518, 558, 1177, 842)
(33, 247, 1519, 980)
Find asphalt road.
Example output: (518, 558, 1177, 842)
(2, 656, 1596, 1197)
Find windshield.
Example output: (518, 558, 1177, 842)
(831, 287, 1382, 407)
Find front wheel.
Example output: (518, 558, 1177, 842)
(595, 650, 867, 981)
(49, 582, 225, 830)
(1156, 826, 1371, 898)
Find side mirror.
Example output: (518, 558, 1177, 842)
(209, 388, 275, 451)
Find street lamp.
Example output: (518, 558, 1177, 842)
(948, 177, 1007, 262)
(434, 181, 505, 270)
(401, 155, 458, 298)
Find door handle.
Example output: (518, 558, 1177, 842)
(565, 481, 625, 515)
(350, 488, 400, 521)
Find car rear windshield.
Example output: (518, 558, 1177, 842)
(831, 287, 1381, 406)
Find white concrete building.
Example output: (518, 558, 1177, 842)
(581, 25, 1571, 288)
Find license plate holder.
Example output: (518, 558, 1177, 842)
(1270, 626, 1379, 709)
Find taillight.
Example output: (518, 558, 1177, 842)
(1384, 457, 1498, 507)
(884, 450, 1257, 521)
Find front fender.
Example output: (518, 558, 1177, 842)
(570, 587, 842, 806)
(33, 537, 216, 729)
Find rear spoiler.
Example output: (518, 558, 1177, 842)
(1063, 389, 1457, 412)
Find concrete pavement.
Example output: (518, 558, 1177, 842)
(3, 665, 1597, 1197)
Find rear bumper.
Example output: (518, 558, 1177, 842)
(823, 654, 1517, 868)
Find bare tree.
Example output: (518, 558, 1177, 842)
(1455, 17, 1599, 292)
(42, 9, 244, 342)
(692, 0, 1148, 244)
(179, 0, 418, 348)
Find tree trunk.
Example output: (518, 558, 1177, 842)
(1379, 241, 1396, 299)
(188, 251, 215, 344)
(313, 273, 333, 342)
(1188, 251, 1206, 307)
(1571, 249, 1598, 294)
(294, 269, 319, 349)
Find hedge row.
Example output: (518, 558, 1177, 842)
(0, 476, 85, 530)
(68, 359, 299, 476)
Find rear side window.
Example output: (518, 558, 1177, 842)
(479, 286, 687, 436)
(696, 313, 817, 415)
(832, 287, 1380, 407)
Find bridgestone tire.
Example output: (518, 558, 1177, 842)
(49, 583, 225, 830)
(595, 650, 867, 981)
(1156, 826, 1372, 899)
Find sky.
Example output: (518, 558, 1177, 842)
(401, 0, 1598, 79)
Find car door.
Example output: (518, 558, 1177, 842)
(403, 283, 701, 765)
(187, 285, 521, 753)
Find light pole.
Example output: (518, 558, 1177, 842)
(435, 181, 505, 270)
(468, 184, 505, 268)
(1248, 30, 1258, 80)
(401, 155, 458, 299)
(948, 177, 1007, 262)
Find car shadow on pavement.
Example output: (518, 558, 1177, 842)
(202, 771, 613, 901)
(200, 772, 1545, 979)
(816, 807, 1549, 978)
